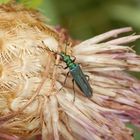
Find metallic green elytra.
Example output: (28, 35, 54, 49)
(60, 52, 93, 97)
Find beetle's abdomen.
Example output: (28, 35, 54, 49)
(70, 64, 93, 97)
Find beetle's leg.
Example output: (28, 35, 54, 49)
(55, 64, 64, 69)
(59, 71, 70, 91)
(72, 79, 76, 102)
(64, 71, 70, 85)
(55, 64, 68, 69)
(72, 56, 76, 62)
(64, 66, 68, 69)
(85, 74, 90, 81)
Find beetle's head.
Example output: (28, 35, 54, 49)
(60, 52, 71, 62)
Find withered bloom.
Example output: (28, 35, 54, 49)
(0, 2, 140, 140)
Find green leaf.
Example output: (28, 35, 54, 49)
(17, 0, 43, 8)
(108, 4, 140, 30)
(0, 0, 11, 4)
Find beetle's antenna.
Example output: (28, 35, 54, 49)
(64, 40, 72, 55)
(42, 40, 60, 55)
(64, 40, 67, 55)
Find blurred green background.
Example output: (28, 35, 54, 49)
(18, 0, 140, 55)
(1, 0, 140, 139)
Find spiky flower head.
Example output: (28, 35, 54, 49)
(0, 2, 140, 140)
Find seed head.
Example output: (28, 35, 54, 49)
(0, 3, 140, 140)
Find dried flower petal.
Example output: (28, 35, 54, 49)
(0, 3, 140, 140)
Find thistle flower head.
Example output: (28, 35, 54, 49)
(0, 3, 140, 140)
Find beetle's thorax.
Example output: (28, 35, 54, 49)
(60, 52, 76, 70)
